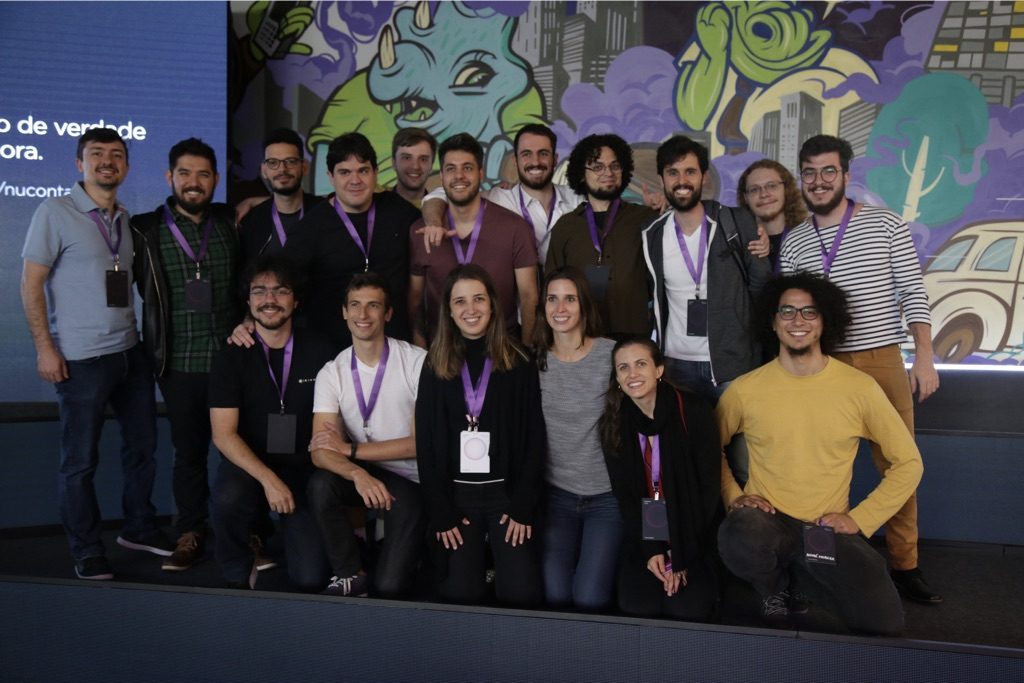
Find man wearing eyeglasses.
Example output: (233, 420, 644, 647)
(717, 272, 922, 634)
(209, 254, 334, 590)
(736, 159, 806, 269)
(238, 128, 322, 267)
(545, 133, 657, 339)
(778, 134, 941, 605)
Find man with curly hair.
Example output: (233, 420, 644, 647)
(736, 159, 806, 269)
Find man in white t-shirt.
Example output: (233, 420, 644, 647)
(307, 273, 426, 597)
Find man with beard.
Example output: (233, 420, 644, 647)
(389, 127, 436, 207)
(736, 159, 806, 269)
(779, 134, 941, 605)
(717, 272, 922, 634)
(132, 137, 240, 571)
(21, 129, 171, 580)
(238, 128, 322, 266)
(209, 255, 334, 590)
(409, 133, 538, 346)
(545, 133, 656, 339)
(641, 136, 769, 405)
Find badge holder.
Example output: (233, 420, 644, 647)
(460, 417, 491, 474)
(105, 268, 130, 308)
(803, 524, 837, 565)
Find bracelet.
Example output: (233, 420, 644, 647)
(350, 440, 358, 460)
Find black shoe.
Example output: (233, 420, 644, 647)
(891, 568, 943, 604)
(117, 530, 174, 557)
(788, 589, 811, 615)
(760, 591, 792, 627)
(321, 574, 369, 597)
(75, 556, 114, 580)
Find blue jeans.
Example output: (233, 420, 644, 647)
(541, 485, 624, 611)
(54, 344, 159, 561)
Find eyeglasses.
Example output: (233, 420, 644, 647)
(776, 305, 819, 321)
(800, 166, 839, 183)
(249, 286, 293, 299)
(263, 157, 302, 171)
(745, 181, 782, 197)
(585, 162, 622, 176)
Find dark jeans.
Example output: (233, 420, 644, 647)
(158, 371, 212, 535)
(436, 483, 542, 608)
(541, 486, 623, 611)
(307, 466, 425, 598)
(718, 507, 904, 636)
(55, 344, 159, 561)
(211, 459, 329, 591)
(617, 549, 718, 622)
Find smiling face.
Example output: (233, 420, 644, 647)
(449, 277, 491, 339)
(745, 166, 785, 223)
(77, 140, 129, 192)
(614, 343, 664, 406)
(393, 140, 433, 196)
(247, 272, 296, 332)
(330, 155, 378, 213)
(772, 288, 822, 358)
(544, 278, 582, 336)
(800, 151, 848, 217)
(516, 132, 557, 191)
(167, 154, 218, 218)
(440, 150, 483, 207)
(584, 146, 624, 201)
(343, 286, 392, 343)
(262, 142, 306, 197)
(661, 153, 704, 213)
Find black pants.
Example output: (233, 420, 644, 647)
(718, 507, 904, 636)
(158, 371, 212, 536)
(435, 483, 542, 608)
(616, 545, 718, 621)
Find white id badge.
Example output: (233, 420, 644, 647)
(460, 430, 491, 473)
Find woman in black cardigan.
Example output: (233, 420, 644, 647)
(415, 264, 544, 607)
(598, 338, 723, 620)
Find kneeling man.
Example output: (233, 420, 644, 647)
(716, 272, 922, 636)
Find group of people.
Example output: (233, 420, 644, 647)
(21, 120, 941, 636)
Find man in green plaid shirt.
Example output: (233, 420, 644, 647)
(131, 138, 241, 571)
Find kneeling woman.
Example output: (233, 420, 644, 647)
(599, 338, 723, 620)
(416, 265, 544, 607)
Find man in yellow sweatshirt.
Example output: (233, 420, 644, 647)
(716, 272, 923, 636)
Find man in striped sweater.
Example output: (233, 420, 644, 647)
(778, 135, 942, 605)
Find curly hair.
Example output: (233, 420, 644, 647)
(756, 272, 851, 356)
(565, 133, 634, 197)
(737, 159, 807, 229)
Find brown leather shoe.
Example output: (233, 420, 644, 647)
(161, 531, 204, 571)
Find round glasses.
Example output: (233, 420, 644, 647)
(800, 166, 839, 184)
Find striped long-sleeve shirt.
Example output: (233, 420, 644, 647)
(779, 204, 931, 353)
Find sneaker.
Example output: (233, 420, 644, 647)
(760, 591, 792, 626)
(117, 530, 174, 557)
(891, 568, 943, 605)
(75, 556, 114, 581)
(321, 574, 369, 597)
(250, 534, 277, 572)
(161, 531, 203, 571)
(788, 589, 811, 615)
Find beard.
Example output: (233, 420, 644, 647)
(588, 184, 622, 202)
(446, 186, 481, 207)
(253, 305, 292, 330)
(803, 176, 846, 217)
(665, 183, 702, 213)
(266, 173, 302, 196)
(518, 164, 554, 190)
(174, 187, 212, 216)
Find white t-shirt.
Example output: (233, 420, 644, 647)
(313, 338, 426, 482)
(663, 216, 715, 362)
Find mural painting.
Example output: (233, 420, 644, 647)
(229, 0, 1024, 366)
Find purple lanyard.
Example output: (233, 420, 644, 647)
(639, 434, 662, 499)
(460, 357, 493, 430)
(448, 199, 487, 265)
(673, 214, 709, 298)
(162, 205, 212, 277)
(271, 202, 303, 248)
(334, 198, 376, 272)
(255, 332, 294, 414)
(87, 208, 124, 269)
(812, 200, 854, 277)
(518, 186, 557, 236)
(351, 339, 390, 437)
(585, 199, 620, 263)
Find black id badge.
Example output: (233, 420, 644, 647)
(105, 270, 130, 308)
(584, 264, 610, 304)
(266, 413, 297, 454)
(185, 278, 213, 313)
(686, 298, 708, 336)
(641, 498, 670, 541)
(803, 524, 837, 565)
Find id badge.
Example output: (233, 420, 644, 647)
(641, 497, 670, 541)
(686, 298, 708, 337)
(266, 413, 297, 454)
(184, 278, 213, 313)
(459, 430, 491, 474)
(803, 524, 837, 565)
(584, 264, 610, 304)
(105, 269, 130, 308)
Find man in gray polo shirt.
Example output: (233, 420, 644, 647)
(20, 128, 171, 580)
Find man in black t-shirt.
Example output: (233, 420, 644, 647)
(209, 255, 335, 590)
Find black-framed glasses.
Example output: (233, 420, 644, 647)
(249, 286, 293, 299)
(800, 166, 839, 183)
(777, 305, 819, 321)
(745, 181, 782, 196)
(263, 157, 302, 171)
(585, 161, 622, 176)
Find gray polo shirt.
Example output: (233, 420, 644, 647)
(22, 182, 139, 360)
